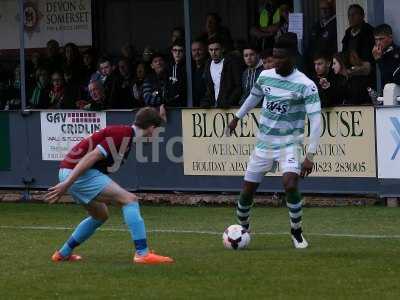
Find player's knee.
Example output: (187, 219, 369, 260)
(97, 212, 109, 223)
(283, 176, 297, 192)
(102, 209, 110, 221)
(119, 193, 139, 205)
(243, 186, 254, 197)
(90, 209, 109, 222)
(243, 181, 258, 195)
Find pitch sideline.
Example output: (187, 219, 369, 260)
(1, 225, 400, 239)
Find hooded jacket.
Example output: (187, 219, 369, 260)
(240, 60, 264, 105)
(167, 61, 187, 107)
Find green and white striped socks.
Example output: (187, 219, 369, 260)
(286, 191, 303, 230)
(236, 192, 254, 230)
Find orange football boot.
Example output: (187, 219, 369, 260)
(51, 250, 82, 262)
(133, 251, 174, 264)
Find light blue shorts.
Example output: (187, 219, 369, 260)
(59, 168, 112, 205)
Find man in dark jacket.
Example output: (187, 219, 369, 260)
(91, 57, 119, 109)
(372, 24, 400, 87)
(82, 81, 107, 111)
(342, 4, 375, 64)
(114, 58, 134, 109)
(240, 44, 263, 105)
(342, 4, 375, 88)
(199, 13, 234, 52)
(191, 40, 208, 107)
(142, 53, 169, 107)
(306, 0, 337, 72)
(142, 52, 180, 114)
(167, 39, 187, 107)
(312, 52, 342, 107)
(202, 38, 242, 108)
(45, 39, 64, 74)
(308, 0, 337, 57)
(29, 68, 50, 108)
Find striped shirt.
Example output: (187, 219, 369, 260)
(249, 69, 321, 152)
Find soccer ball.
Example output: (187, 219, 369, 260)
(222, 225, 251, 250)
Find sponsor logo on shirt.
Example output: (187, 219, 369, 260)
(262, 86, 271, 94)
(265, 101, 288, 115)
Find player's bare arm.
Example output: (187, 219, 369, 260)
(45, 148, 105, 204)
(301, 112, 322, 178)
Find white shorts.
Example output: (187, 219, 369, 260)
(244, 146, 302, 183)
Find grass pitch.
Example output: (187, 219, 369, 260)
(1, 203, 400, 299)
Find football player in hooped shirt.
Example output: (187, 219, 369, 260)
(228, 34, 322, 249)
(45, 107, 174, 264)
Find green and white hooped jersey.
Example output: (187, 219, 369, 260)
(251, 69, 321, 152)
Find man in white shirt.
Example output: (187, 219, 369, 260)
(201, 37, 242, 108)
(210, 46, 224, 102)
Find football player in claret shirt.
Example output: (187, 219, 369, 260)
(45, 107, 174, 264)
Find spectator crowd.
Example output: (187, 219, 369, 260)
(1, 0, 399, 111)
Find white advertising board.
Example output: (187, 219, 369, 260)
(0, 0, 92, 49)
(377, 107, 400, 178)
(40, 111, 106, 161)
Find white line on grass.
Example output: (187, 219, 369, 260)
(1, 225, 400, 239)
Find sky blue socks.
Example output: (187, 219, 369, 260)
(59, 216, 104, 257)
(122, 202, 149, 256)
(59, 202, 149, 258)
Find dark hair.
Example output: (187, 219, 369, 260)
(150, 52, 165, 64)
(348, 4, 365, 17)
(98, 56, 112, 65)
(172, 26, 185, 35)
(31, 51, 44, 67)
(374, 23, 393, 36)
(64, 42, 80, 61)
(64, 42, 79, 51)
(313, 51, 332, 62)
(280, 32, 298, 47)
(134, 107, 163, 129)
(260, 48, 273, 59)
(118, 57, 130, 64)
(192, 39, 206, 46)
(118, 58, 132, 73)
(51, 71, 64, 83)
(121, 43, 136, 55)
(47, 39, 59, 47)
(207, 36, 223, 47)
(242, 43, 259, 53)
(332, 52, 349, 69)
(82, 47, 97, 57)
(206, 12, 222, 24)
(135, 61, 150, 75)
(172, 39, 185, 49)
(35, 68, 48, 81)
(274, 33, 297, 55)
